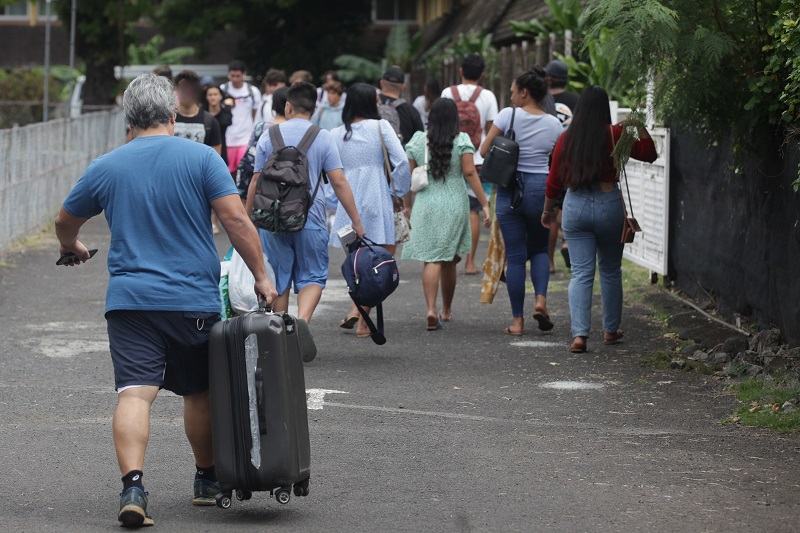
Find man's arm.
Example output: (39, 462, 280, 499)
(55, 207, 91, 263)
(211, 193, 277, 305)
(327, 168, 365, 237)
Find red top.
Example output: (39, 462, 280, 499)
(545, 124, 658, 199)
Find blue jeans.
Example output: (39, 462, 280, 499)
(495, 172, 550, 318)
(561, 186, 625, 338)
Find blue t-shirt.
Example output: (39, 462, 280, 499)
(493, 107, 563, 174)
(254, 118, 343, 230)
(63, 135, 238, 314)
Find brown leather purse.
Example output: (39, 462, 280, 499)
(620, 165, 641, 244)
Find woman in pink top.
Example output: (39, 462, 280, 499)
(542, 86, 657, 354)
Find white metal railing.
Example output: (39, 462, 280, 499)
(0, 109, 126, 254)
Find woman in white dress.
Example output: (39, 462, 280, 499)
(329, 83, 411, 337)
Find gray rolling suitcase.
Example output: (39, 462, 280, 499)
(208, 308, 311, 509)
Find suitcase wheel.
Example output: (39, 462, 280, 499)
(215, 491, 233, 509)
(236, 489, 252, 501)
(275, 488, 291, 505)
(293, 477, 310, 497)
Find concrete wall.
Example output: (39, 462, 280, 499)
(668, 130, 800, 346)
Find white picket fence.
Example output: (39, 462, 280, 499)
(0, 109, 126, 254)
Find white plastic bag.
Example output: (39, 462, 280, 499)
(228, 250, 276, 315)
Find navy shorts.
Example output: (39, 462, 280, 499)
(106, 310, 220, 396)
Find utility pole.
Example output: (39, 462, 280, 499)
(68, 0, 77, 101)
(43, 0, 52, 122)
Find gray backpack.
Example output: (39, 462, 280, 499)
(251, 125, 326, 233)
(378, 98, 405, 141)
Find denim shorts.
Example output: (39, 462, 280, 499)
(259, 222, 329, 295)
(106, 310, 220, 396)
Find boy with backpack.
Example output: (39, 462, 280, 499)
(246, 82, 365, 324)
(441, 53, 499, 275)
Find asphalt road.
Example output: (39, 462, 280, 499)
(0, 218, 798, 532)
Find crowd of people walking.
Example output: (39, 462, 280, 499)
(148, 54, 658, 354)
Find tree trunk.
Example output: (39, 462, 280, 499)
(82, 60, 118, 107)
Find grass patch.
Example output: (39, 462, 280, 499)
(639, 351, 672, 370)
(725, 378, 800, 432)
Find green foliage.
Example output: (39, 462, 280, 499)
(0, 68, 64, 101)
(511, 1, 635, 105)
(586, 0, 795, 143)
(611, 109, 648, 177)
(54, 0, 154, 105)
(127, 35, 196, 66)
(727, 378, 800, 433)
(333, 55, 383, 84)
(417, 30, 499, 85)
(510, 0, 592, 41)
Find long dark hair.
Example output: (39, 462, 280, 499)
(426, 98, 460, 180)
(558, 85, 612, 189)
(342, 82, 380, 141)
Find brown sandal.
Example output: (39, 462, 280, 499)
(604, 330, 625, 345)
(570, 336, 587, 353)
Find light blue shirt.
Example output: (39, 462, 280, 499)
(63, 135, 238, 313)
(254, 118, 343, 230)
(493, 107, 563, 174)
(311, 101, 345, 131)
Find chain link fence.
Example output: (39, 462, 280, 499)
(0, 109, 126, 254)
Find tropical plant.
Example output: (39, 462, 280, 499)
(127, 35, 196, 66)
(510, 0, 594, 42)
(417, 30, 499, 85)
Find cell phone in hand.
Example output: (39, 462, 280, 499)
(57, 249, 98, 266)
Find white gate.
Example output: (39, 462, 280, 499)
(621, 127, 670, 275)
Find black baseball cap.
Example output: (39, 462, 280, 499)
(382, 66, 405, 84)
(544, 60, 569, 81)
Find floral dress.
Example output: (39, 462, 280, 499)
(402, 131, 475, 262)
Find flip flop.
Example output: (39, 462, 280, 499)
(532, 313, 554, 332)
(427, 315, 443, 331)
(503, 327, 524, 336)
(339, 316, 359, 330)
(441, 312, 453, 323)
(464, 270, 479, 276)
(604, 330, 625, 345)
(356, 332, 371, 339)
(570, 337, 587, 353)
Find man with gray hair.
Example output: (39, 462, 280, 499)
(55, 73, 277, 528)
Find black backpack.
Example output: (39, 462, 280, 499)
(479, 107, 519, 188)
(341, 237, 400, 345)
(251, 124, 326, 233)
(235, 121, 268, 197)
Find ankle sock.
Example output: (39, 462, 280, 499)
(195, 465, 217, 482)
(122, 470, 144, 492)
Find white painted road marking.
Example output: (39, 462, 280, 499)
(306, 388, 348, 410)
(510, 340, 563, 348)
(540, 381, 606, 390)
